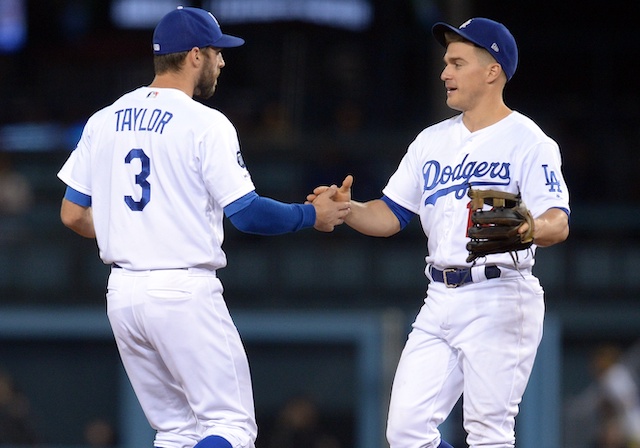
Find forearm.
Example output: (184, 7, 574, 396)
(532, 207, 569, 247)
(345, 199, 401, 237)
(227, 196, 315, 235)
(60, 199, 96, 238)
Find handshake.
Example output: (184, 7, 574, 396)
(306, 175, 353, 232)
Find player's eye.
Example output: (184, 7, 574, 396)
(444, 59, 462, 69)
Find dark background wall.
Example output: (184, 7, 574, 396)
(1, 0, 638, 307)
(1, 0, 639, 446)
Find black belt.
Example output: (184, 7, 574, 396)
(430, 265, 501, 288)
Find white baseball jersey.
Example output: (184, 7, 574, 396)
(57, 86, 255, 270)
(382, 111, 570, 271)
(384, 111, 569, 447)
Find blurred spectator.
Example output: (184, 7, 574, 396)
(267, 395, 341, 448)
(0, 151, 33, 244)
(84, 418, 117, 448)
(565, 343, 640, 448)
(0, 151, 33, 216)
(595, 343, 640, 447)
(258, 100, 293, 144)
(0, 369, 39, 445)
(333, 100, 364, 135)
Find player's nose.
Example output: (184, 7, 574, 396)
(440, 66, 450, 81)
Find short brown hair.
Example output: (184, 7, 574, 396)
(444, 31, 466, 45)
(153, 50, 189, 75)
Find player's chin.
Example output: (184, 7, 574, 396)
(196, 85, 217, 100)
(209, 82, 218, 98)
(445, 96, 463, 111)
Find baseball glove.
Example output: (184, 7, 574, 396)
(466, 187, 535, 263)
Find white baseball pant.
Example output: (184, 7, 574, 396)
(106, 267, 257, 448)
(387, 273, 545, 448)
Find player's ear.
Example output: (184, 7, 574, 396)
(487, 63, 498, 78)
(486, 63, 504, 84)
(188, 47, 202, 66)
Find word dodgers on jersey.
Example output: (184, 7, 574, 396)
(114, 107, 173, 134)
(422, 153, 511, 205)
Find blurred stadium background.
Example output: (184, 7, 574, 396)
(1, 0, 639, 447)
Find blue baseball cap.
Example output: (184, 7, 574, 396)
(153, 6, 244, 55)
(432, 17, 518, 81)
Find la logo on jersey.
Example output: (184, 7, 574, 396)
(542, 164, 562, 192)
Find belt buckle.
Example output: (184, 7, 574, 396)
(443, 268, 459, 288)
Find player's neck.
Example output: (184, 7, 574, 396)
(462, 102, 512, 133)
(149, 74, 195, 98)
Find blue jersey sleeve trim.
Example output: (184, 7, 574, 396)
(64, 186, 91, 207)
(224, 191, 259, 217)
(224, 191, 316, 235)
(380, 195, 414, 230)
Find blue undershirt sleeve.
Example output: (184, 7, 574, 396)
(64, 186, 92, 207)
(380, 195, 414, 230)
(224, 191, 316, 235)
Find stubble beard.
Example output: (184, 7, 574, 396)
(194, 57, 217, 99)
(194, 74, 216, 99)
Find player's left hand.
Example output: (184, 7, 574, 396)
(311, 185, 351, 232)
(306, 175, 353, 204)
(517, 221, 532, 236)
(465, 187, 535, 262)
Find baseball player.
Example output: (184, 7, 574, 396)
(57, 7, 350, 448)
(308, 17, 570, 448)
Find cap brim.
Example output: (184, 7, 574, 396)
(432, 21, 484, 50)
(212, 34, 245, 48)
(432, 22, 459, 47)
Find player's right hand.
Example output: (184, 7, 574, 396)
(306, 174, 353, 204)
(311, 185, 351, 232)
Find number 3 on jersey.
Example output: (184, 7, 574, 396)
(125, 149, 150, 211)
